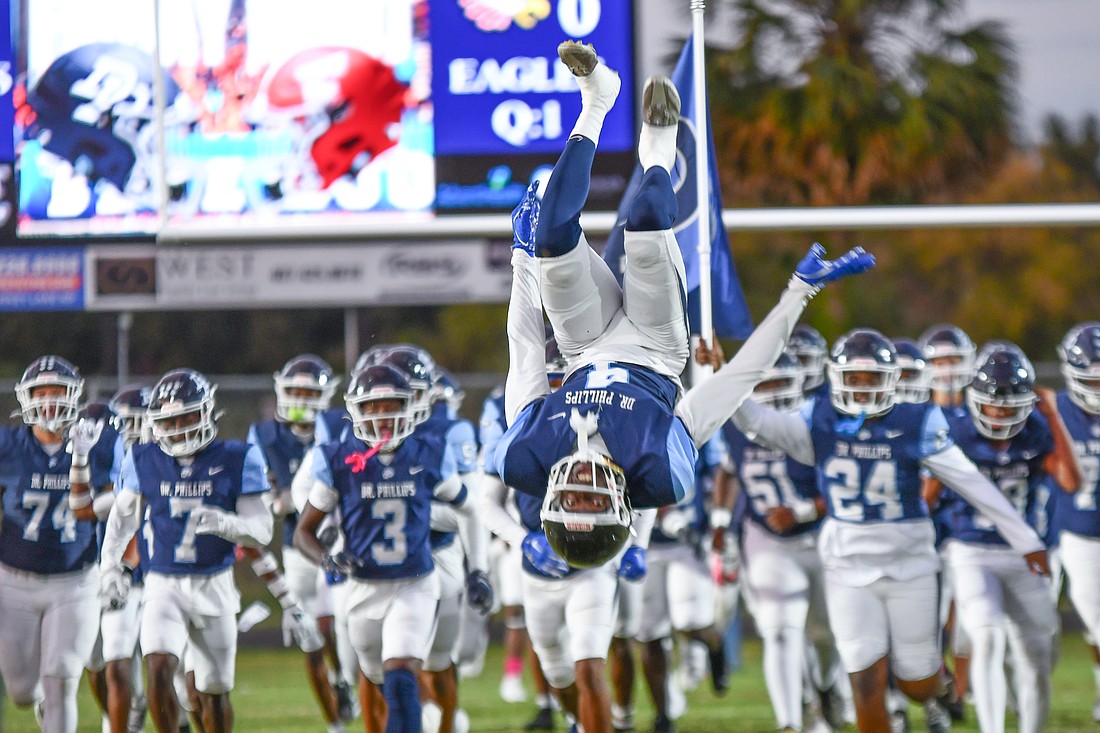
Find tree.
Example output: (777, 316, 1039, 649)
(709, 0, 1018, 206)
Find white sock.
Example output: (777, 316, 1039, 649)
(638, 122, 678, 173)
(569, 64, 620, 146)
(327, 722, 348, 733)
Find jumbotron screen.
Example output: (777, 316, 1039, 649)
(5, 0, 635, 239)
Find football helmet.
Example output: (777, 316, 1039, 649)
(967, 347, 1036, 440)
(433, 369, 466, 414)
(1059, 322, 1100, 415)
(274, 354, 339, 426)
(380, 346, 438, 424)
(345, 365, 418, 450)
(263, 47, 406, 189)
(918, 324, 976, 394)
(147, 369, 219, 457)
(79, 401, 116, 422)
(788, 324, 828, 392)
(109, 385, 153, 447)
(541, 410, 631, 569)
(25, 43, 191, 198)
(827, 329, 900, 417)
(892, 338, 931, 404)
(749, 349, 805, 412)
(15, 356, 84, 433)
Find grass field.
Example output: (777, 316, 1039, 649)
(4, 633, 1098, 732)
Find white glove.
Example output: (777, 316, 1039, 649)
(68, 418, 104, 464)
(193, 505, 231, 538)
(659, 508, 691, 539)
(100, 565, 132, 611)
(282, 603, 324, 653)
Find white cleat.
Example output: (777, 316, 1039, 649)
(638, 75, 681, 172)
(499, 674, 527, 703)
(558, 40, 620, 123)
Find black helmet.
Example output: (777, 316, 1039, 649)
(966, 347, 1035, 440)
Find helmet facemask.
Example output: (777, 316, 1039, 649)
(750, 371, 805, 413)
(896, 362, 932, 404)
(148, 393, 218, 458)
(1062, 363, 1100, 415)
(828, 362, 899, 417)
(967, 389, 1034, 440)
(275, 375, 338, 426)
(16, 370, 84, 434)
(347, 393, 416, 451)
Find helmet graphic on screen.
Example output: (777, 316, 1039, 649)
(263, 47, 406, 190)
(25, 43, 193, 207)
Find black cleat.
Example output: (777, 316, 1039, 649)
(557, 40, 598, 77)
(819, 684, 847, 730)
(709, 641, 730, 695)
(333, 679, 358, 722)
(524, 706, 555, 731)
(651, 714, 677, 733)
(641, 76, 681, 127)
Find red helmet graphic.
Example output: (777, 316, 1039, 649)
(266, 47, 406, 188)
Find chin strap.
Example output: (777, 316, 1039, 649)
(569, 408, 600, 455)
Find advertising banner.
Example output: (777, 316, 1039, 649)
(0, 248, 84, 310)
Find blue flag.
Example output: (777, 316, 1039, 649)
(601, 35, 753, 339)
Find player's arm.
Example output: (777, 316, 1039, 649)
(241, 544, 324, 652)
(710, 459, 739, 552)
(505, 244, 552, 426)
(193, 445, 274, 548)
(478, 473, 528, 546)
(67, 418, 116, 521)
(247, 423, 293, 516)
(730, 400, 816, 466)
(676, 244, 873, 447)
(1036, 386, 1083, 493)
(99, 449, 142, 608)
(921, 475, 944, 509)
(434, 472, 488, 574)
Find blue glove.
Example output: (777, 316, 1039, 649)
(618, 546, 647, 581)
(321, 551, 364, 583)
(521, 531, 570, 578)
(465, 570, 494, 615)
(794, 243, 875, 286)
(511, 181, 541, 256)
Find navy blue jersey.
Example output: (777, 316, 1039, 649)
(1052, 391, 1100, 539)
(315, 407, 351, 445)
(938, 410, 1053, 546)
(248, 419, 308, 549)
(808, 400, 951, 524)
(420, 402, 477, 551)
(495, 363, 698, 508)
(652, 436, 724, 545)
(313, 429, 465, 581)
(0, 426, 115, 574)
(123, 440, 268, 576)
(478, 390, 507, 478)
(722, 421, 822, 537)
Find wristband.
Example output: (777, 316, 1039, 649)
(251, 552, 279, 577)
(71, 453, 89, 469)
(267, 575, 293, 607)
(791, 501, 818, 524)
(68, 490, 93, 511)
(69, 465, 91, 484)
(709, 507, 732, 530)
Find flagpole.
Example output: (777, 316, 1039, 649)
(690, 0, 714, 353)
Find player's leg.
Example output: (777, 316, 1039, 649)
(40, 566, 100, 733)
(803, 548, 851, 728)
(101, 583, 144, 733)
(637, 549, 675, 727)
(498, 541, 529, 701)
(883, 573, 952, 733)
(522, 575, 580, 722)
(378, 574, 440, 733)
(823, 576, 892, 733)
(86, 627, 112, 731)
(140, 594, 190, 733)
(609, 576, 642, 732)
(187, 612, 238, 733)
(1000, 559, 1057, 733)
(667, 544, 727, 696)
(743, 527, 812, 731)
(1060, 531, 1100, 720)
(535, 42, 627, 361)
(565, 565, 618, 733)
(423, 545, 464, 733)
(948, 549, 1007, 733)
(284, 546, 343, 727)
(619, 76, 690, 377)
(0, 566, 47, 709)
(327, 580, 362, 723)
